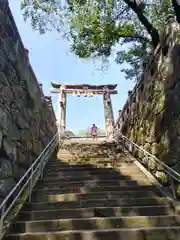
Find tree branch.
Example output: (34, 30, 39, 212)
(113, 7, 129, 22)
(123, 0, 160, 48)
(118, 34, 150, 43)
(110, 7, 150, 44)
(171, 0, 180, 23)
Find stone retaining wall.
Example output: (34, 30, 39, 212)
(0, 3, 57, 201)
(116, 18, 180, 172)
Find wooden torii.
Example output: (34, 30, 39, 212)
(51, 83, 118, 137)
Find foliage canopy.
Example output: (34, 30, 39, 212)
(20, 0, 180, 81)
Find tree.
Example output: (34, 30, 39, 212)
(68, 0, 175, 81)
(65, 130, 75, 136)
(76, 128, 90, 136)
(171, 0, 180, 23)
(20, 0, 178, 81)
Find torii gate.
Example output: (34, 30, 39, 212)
(51, 83, 118, 137)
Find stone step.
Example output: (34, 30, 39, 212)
(44, 162, 133, 170)
(24, 197, 169, 211)
(57, 153, 110, 158)
(57, 154, 111, 159)
(45, 164, 127, 170)
(8, 215, 180, 234)
(45, 163, 98, 169)
(48, 156, 130, 163)
(55, 156, 131, 163)
(4, 226, 180, 240)
(56, 154, 75, 158)
(47, 158, 122, 164)
(41, 174, 146, 183)
(38, 176, 149, 185)
(36, 179, 153, 190)
(32, 185, 158, 195)
(18, 205, 173, 221)
(43, 165, 141, 174)
(31, 190, 162, 202)
(41, 170, 145, 181)
(45, 165, 140, 171)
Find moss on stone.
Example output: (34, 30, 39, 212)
(151, 142, 164, 157)
(144, 143, 151, 152)
(147, 158, 156, 171)
(176, 184, 180, 197)
(155, 171, 168, 184)
(155, 93, 165, 114)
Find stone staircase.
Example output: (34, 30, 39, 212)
(3, 140, 180, 239)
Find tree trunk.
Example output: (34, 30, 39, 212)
(124, 0, 160, 48)
(171, 0, 180, 23)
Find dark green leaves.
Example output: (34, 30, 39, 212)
(20, 0, 179, 81)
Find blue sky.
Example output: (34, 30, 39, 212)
(9, 1, 135, 133)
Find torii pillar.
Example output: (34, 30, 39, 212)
(57, 85, 67, 135)
(103, 86, 115, 139)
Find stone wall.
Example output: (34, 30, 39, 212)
(0, 3, 57, 201)
(116, 18, 180, 172)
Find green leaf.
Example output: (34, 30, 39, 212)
(20, 0, 178, 81)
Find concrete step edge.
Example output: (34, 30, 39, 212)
(35, 180, 153, 190)
(21, 204, 172, 213)
(32, 185, 157, 192)
(43, 170, 143, 174)
(44, 171, 142, 176)
(31, 190, 158, 196)
(26, 196, 168, 205)
(5, 225, 180, 237)
(14, 214, 178, 223)
(41, 175, 146, 181)
(43, 169, 143, 173)
(30, 196, 163, 203)
(45, 163, 134, 167)
(38, 179, 149, 185)
(44, 166, 133, 170)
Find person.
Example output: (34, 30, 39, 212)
(90, 124, 98, 140)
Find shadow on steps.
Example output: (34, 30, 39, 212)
(3, 144, 180, 240)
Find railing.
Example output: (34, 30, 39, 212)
(0, 133, 62, 239)
(112, 129, 180, 200)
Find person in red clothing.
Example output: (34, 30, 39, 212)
(90, 124, 98, 140)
